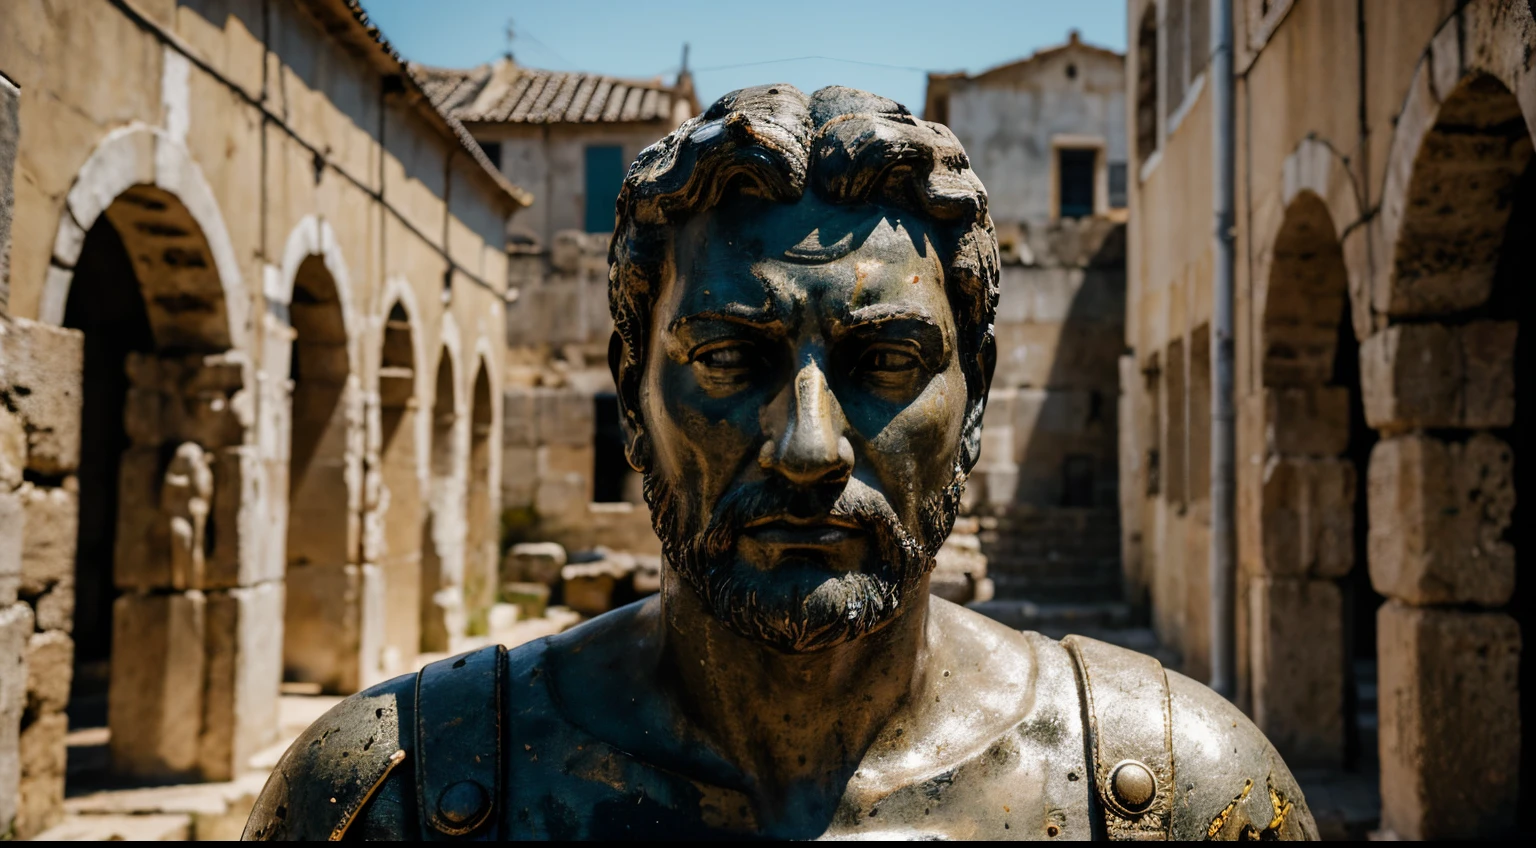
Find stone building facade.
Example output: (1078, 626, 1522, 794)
(924, 36, 1130, 601)
(0, 0, 521, 837)
(1122, 0, 1529, 836)
(415, 61, 697, 560)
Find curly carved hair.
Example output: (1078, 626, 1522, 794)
(608, 83, 1000, 472)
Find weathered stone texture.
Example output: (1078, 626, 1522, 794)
(1258, 456, 1355, 578)
(0, 319, 83, 475)
(1376, 601, 1520, 839)
(109, 591, 207, 779)
(1360, 321, 1516, 432)
(15, 711, 65, 838)
(1262, 385, 1349, 457)
(0, 603, 32, 836)
(0, 406, 23, 490)
(502, 542, 566, 586)
(1368, 433, 1514, 606)
(0, 491, 20, 605)
(1247, 577, 1344, 768)
(23, 631, 71, 717)
(16, 483, 76, 601)
(1, 73, 16, 310)
(200, 583, 283, 782)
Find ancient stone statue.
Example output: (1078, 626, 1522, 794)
(244, 85, 1317, 841)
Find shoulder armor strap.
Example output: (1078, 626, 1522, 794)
(415, 644, 506, 840)
(1063, 634, 1175, 841)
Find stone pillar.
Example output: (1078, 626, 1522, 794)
(1242, 384, 1353, 768)
(1362, 321, 1519, 839)
(108, 351, 280, 781)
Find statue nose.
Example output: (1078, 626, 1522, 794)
(759, 362, 854, 486)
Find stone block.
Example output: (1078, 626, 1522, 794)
(538, 443, 593, 478)
(16, 711, 66, 838)
(0, 491, 20, 604)
(31, 578, 74, 633)
(209, 447, 264, 588)
(1, 319, 83, 475)
(1, 74, 15, 308)
(536, 474, 591, 523)
(1264, 386, 1349, 457)
(1247, 576, 1343, 768)
(502, 542, 567, 586)
(109, 590, 207, 780)
(18, 483, 77, 599)
(115, 446, 171, 590)
(200, 583, 283, 782)
(0, 603, 33, 834)
(1258, 456, 1355, 578)
(1459, 320, 1517, 428)
(500, 445, 537, 509)
(502, 391, 537, 447)
(1360, 322, 1515, 432)
(1377, 602, 1519, 839)
(1368, 433, 1513, 606)
(561, 561, 623, 617)
(500, 581, 550, 621)
(283, 563, 359, 694)
(0, 405, 24, 489)
(536, 389, 594, 446)
(24, 630, 73, 716)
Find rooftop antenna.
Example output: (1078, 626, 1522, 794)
(681, 42, 690, 74)
(504, 19, 515, 62)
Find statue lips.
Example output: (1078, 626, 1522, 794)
(740, 513, 866, 551)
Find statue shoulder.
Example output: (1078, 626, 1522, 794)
(243, 641, 528, 841)
(1059, 635, 1317, 841)
(1164, 669, 1318, 840)
(242, 672, 418, 841)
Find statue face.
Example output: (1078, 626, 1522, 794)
(639, 192, 970, 652)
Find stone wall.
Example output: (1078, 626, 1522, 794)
(0, 0, 516, 833)
(1123, 0, 1530, 835)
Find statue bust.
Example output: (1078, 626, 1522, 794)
(244, 85, 1316, 841)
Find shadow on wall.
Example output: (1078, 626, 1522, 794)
(977, 219, 1126, 603)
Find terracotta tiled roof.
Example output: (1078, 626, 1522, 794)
(411, 59, 693, 125)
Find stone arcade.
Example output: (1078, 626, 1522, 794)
(0, 0, 522, 836)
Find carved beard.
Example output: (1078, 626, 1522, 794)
(644, 467, 966, 653)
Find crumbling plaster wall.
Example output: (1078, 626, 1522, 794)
(0, 0, 511, 835)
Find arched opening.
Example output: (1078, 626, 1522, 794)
(420, 350, 462, 653)
(1252, 190, 1371, 771)
(281, 256, 355, 693)
(377, 303, 421, 674)
(60, 183, 247, 784)
(1135, 4, 1159, 166)
(463, 363, 496, 635)
(1369, 72, 1530, 837)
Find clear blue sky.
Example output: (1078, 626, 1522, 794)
(361, 0, 1127, 115)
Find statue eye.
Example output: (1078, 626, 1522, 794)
(861, 347, 919, 372)
(695, 343, 751, 370)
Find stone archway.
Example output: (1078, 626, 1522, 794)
(374, 299, 423, 675)
(463, 359, 497, 635)
(1248, 190, 1371, 771)
(420, 343, 465, 653)
(44, 126, 274, 786)
(1366, 42, 1532, 835)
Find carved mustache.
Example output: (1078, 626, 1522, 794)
(694, 479, 923, 563)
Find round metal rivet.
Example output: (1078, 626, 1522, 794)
(437, 779, 488, 826)
(1110, 760, 1156, 813)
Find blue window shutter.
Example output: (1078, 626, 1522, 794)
(584, 145, 626, 233)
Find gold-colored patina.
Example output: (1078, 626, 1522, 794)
(242, 84, 1319, 842)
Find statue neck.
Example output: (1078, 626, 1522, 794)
(657, 568, 932, 810)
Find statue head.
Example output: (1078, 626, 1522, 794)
(608, 84, 998, 653)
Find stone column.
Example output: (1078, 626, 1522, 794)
(110, 351, 280, 782)
(1361, 321, 1519, 839)
(1243, 384, 1354, 768)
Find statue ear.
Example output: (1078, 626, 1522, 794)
(958, 333, 997, 474)
(608, 331, 651, 472)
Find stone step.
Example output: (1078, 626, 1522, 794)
(33, 812, 193, 841)
(969, 599, 1134, 631)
